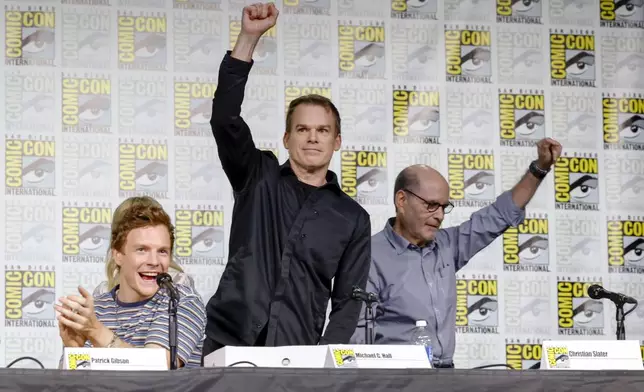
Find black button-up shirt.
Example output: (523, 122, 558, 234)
(205, 52, 371, 347)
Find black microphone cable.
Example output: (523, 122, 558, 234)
(6, 356, 45, 369)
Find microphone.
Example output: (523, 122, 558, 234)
(587, 284, 637, 305)
(156, 273, 180, 370)
(351, 285, 377, 303)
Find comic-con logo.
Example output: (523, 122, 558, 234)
(600, 31, 644, 90)
(554, 153, 599, 211)
(557, 279, 604, 336)
(61, 7, 110, 69)
(118, 76, 166, 135)
(62, 74, 112, 134)
(5, 6, 56, 66)
(173, 0, 222, 11)
(62, 135, 112, 198)
(5, 266, 56, 328)
(607, 217, 644, 274)
(339, 82, 387, 143)
(340, 147, 388, 205)
(283, 0, 330, 15)
(455, 277, 499, 334)
(283, 17, 331, 77)
(499, 89, 545, 147)
(284, 81, 332, 117)
(546, 346, 570, 369)
(174, 79, 217, 137)
(551, 90, 596, 150)
(4, 201, 55, 262)
(174, 206, 225, 266)
(555, 213, 601, 274)
(230, 17, 277, 74)
(605, 152, 644, 212)
(175, 139, 223, 201)
(117, 12, 167, 71)
(62, 203, 112, 264)
(504, 276, 550, 335)
(392, 86, 440, 144)
(118, 139, 169, 199)
(503, 215, 550, 272)
(447, 149, 495, 208)
(506, 340, 542, 370)
(391, 0, 437, 20)
(550, 29, 596, 87)
(67, 353, 92, 370)
(5, 71, 55, 133)
(602, 94, 644, 151)
(173, 10, 221, 73)
(600, 0, 644, 29)
(332, 348, 357, 368)
(445, 25, 492, 84)
(444, 85, 494, 145)
(5, 135, 56, 196)
(496, 0, 542, 24)
(338, 21, 386, 79)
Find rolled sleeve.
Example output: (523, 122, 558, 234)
(145, 294, 206, 366)
(494, 190, 526, 227)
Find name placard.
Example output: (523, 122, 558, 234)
(540, 340, 643, 370)
(325, 344, 432, 369)
(63, 347, 168, 371)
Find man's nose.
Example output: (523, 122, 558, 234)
(307, 129, 319, 142)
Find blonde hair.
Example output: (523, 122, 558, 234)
(106, 196, 183, 290)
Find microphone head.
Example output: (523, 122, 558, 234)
(587, 284, 603, 299)
(156, 272, 172, 286)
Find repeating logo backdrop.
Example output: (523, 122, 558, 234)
(0, 0, 643, 369)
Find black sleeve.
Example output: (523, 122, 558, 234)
(210, 51, 272, 192)
(319, 209, 372, 344)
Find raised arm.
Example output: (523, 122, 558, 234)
(211, 3, 279, 192)
(320, 210, 371, 345)
(443, 138, 562, 271)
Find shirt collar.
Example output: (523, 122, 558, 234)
(383, 217, 436, 255)
(279, 159, 343, 195)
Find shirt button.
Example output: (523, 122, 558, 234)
(255, 323, 262, 329)
(301, 233, 307, 238)
(313, 210, 318, 215)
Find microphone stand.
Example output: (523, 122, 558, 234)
(615, 300, 626, 341)
(351, 286, 378, 345)
(168, 294, 179, 369)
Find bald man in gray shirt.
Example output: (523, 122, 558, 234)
(350, 138, 562, 368)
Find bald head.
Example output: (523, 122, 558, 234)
(393, 164, 447, 199)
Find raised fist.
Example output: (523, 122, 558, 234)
(241, 3, 279, 38)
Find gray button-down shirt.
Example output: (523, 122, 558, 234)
(350, 190, 525, 366)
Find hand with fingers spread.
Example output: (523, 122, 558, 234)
(535, 137, 562, 170)
(55, 286, 105, 346)
(241, 2, 279, 38)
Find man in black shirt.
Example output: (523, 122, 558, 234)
(202, 3, 371, 360)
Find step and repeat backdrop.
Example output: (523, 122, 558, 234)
(1, 0, 643, 369)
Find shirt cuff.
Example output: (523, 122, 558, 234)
(221, 50, 254, 75)
(495, 190, 525, 227)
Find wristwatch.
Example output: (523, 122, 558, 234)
(529, 160, 550, 179)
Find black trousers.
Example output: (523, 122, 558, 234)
(201, 325, 268, 366)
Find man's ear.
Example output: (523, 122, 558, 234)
(113, 248, 123, 266)
(334, 133, 342, 151)
(283, 131, 290, 150)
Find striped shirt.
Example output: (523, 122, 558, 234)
(85, 284, 206, 368)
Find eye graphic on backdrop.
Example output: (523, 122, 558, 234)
(356, 107, 385, 126)
(514, 111, 544, 137)
(301, 41, 328, 65)
(191, 100, 212, 124)
(461, 47, 490, 74)
(621, 176, 644, 200)
(79, 96, 110, 123)
(192, 163, 217, 187)
(616, 0, 642, 18)
(135, 162, 168, 188)
(407, 0, 432, 8)
(518, 235, 548, 262)
(570, 238, 596, 262)
(22, 289, 55, 318)
(565, 52, 595, 77)
(467, 297, 498, 324)
(189, 37, 215, 58)
(513, 49, 542, 70)
(619, 115, 644, 142)
(23, 95, 54, 117)
(572, 299, 602, 325)
(79, 225, 110, 255)
(569, 175, 597, 201)
(23, 224, 55, 250)
(464, 171, 494, 197)
(624, 238, 644, 265)
(566, 114, 594, 138)
(78, 32, 109, 53)
(135, 99, 165, 122)
(22, 30, 55, 53)
(408, 45, 434, 68)
(192, 228, 224, 257)
(409, 107, 439, 133)
(616, 53, 644, 86)
(520, 298, 548, 318)
(23, 158, 55, 185)
(357, 168, 386, 194)
(513, 0, 539, 12)
(135, 34, 166, 58)
(462, 110, 492, 135)
(79, 161, 110, 183)
(354, 43, 384, 68)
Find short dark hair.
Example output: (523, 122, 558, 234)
(393, 168, 420, 207)
(285, 94, 341, 134)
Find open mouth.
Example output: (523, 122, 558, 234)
(138, 272, 158, 282)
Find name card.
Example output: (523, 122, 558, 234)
(64, 347, 168, 371)
(325, 345, 432, 369)
(204, 345, 328, 368)
(540, 340, 643, 370)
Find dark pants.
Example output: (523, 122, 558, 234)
(433, 362, 455, 369)
(201, 325, 268, 366)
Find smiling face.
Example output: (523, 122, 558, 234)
(283, 103, 341, 172)
(113, 225, 171, 303)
